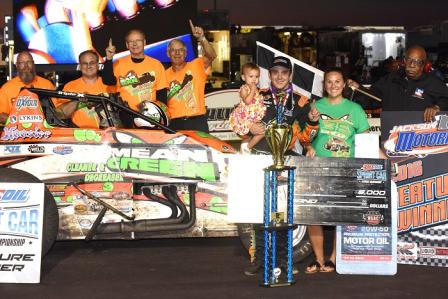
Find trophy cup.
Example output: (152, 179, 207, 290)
(260, 123, 297, 287)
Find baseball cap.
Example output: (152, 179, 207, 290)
(270, 56, 292, 71)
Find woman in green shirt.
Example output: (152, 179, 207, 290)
(305, 68, 369, 273)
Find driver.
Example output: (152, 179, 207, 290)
(56, 50, 116, 128)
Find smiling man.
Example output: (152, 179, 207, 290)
(165, 20, 216, 132)
(102, 29, 168, 113)
(56, 50, 115, 128)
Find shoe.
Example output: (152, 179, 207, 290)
(320, 260, 336, 273)
(304, 260, 322, 274)
(292, 266, 299, 275)
(240, 142, 251, 154)
(244, 262, 261, 276)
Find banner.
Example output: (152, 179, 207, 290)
(0, 183, 44, 283)
(382, 111, 448, 267)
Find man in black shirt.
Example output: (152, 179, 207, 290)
(349, 45, 448, 122)
(249, 56, 319, 154)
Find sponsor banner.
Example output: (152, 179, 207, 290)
(339, 225, 393, 261)
(382, 111, 448, 267)
(0, 183, 44, 283)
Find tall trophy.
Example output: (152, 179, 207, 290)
(260, 123, 297, 287)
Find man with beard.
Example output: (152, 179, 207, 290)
(348, 45, 448, 122)
(0, 51, 55, 124)
(165, 20, 216, 132)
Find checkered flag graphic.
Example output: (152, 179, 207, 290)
(256, 42, 324, 99)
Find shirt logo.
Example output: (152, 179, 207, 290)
(413, 88, 424, 99)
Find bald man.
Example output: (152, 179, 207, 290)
(165, 20, 216, 132)
(349, 45, 448, 122)
(0, 51, 55, 124)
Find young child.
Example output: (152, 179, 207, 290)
(229, 63, 266, 153)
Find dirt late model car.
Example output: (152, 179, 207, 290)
(0, 88, 312, 260)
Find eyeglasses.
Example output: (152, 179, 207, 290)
(404, 57, 425, 67)
(126, 39, 144, 45)
(16, 61, 34, 67)
(80, 61, 98, 67)
(169, 48, 186, 53)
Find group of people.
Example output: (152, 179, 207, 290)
(0, 20, 215, 132)
(229, 45, 448, 275)
(1, 22, 448, 275)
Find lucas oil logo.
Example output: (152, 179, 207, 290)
(0, 189, 30, 202)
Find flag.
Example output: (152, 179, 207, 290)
(256, 42, 324, 99)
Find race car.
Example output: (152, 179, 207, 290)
(0, 87, 312, 261)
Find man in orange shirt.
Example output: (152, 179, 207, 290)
(102, 29, 168, 112)
(57, 50, 115, 128)
(165, 20, 216, 132)
(0, 51, 55, 124)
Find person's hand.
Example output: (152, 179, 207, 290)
(305, 144, 316, 157)
(308, 100, 320, 122)
(189, 19, 205, 40)
(248, 82, 257, 92)
(424, 104, 440, 122)
(249, 122, 266, 135)
(347, 79, 360, 90)
(105, 38, 116, 60)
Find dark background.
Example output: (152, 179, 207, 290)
(2, 0, 448, 29)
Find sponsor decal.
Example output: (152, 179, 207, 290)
(413, 88, 424, 98)
(1, 126, 51, 141)
(363, 210, 384, 225)
(15, 96, 38, 110)
(19, 115, 43, 123)
(361, 164, 383, 171)
(3, 145, 21, 155)
(0, 238, 26, 246)
(28, 145, 45, 154)
(384, 115, 448, 157)
(0, 189, 30, 202)
(356, 170, 387, 181)
(53, 146, 73, 155)
(9, 115, 17, 124)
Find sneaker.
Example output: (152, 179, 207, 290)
(240, 142, 251, 154)
(244, 262, 261, 276)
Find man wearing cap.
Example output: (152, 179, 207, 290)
(249, 55, 320, 154)
(243, 56, 319, 276)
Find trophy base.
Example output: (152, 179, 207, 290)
(260, 280, 296, 288)
(255, 224, 298, 232)
(265, 165, 296, 171)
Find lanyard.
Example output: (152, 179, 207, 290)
(270, 86, 291, 124)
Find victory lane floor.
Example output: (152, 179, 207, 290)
(0, 237, 447, 299)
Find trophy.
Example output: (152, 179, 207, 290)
(260, 123, 297, 287)
(265, 123, 292, 169)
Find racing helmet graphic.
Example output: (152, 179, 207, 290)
(134, 100, 170, 128)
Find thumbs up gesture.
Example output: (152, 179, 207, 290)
(105, 38, 116, 60)
(308, 99, 320, 122)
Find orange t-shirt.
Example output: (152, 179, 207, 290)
(0, 76, 55, 115)
(165, 58, 209, 119)
(113, 55, 168, 111)
(59, 77, 115, 129)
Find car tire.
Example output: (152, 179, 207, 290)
(237, 223, 312, 263)
(0, 168, 59, 257)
